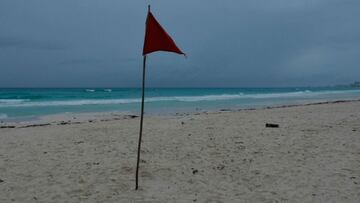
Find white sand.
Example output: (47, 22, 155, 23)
(0, 101, 359, 202)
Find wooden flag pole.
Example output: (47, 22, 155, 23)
(135, 4, 185, 190)
(135, 55, 147, 190)
(135, 5, 150, 191)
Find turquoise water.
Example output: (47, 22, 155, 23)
(1, 87, 360, 119)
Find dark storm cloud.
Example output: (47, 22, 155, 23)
(0, 0, 359, 87)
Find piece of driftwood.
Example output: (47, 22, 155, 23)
(19, 123, 51, 128)
(0, 126, 15, 128)
(127, 115, 139, 119)
(266, 123, 279, 128)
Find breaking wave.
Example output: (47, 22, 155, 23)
(0, 99, 29, 104)
(0, 89, 359, 108)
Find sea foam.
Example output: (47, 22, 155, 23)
(0, 89, 359, 108)
(0, 99, 28, 104)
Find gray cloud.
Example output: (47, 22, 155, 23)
(59, 58, 103, 66)
(0, 37, 68, 50)
(0, 0, 359, 87)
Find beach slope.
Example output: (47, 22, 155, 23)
(0, 101, 359, 202)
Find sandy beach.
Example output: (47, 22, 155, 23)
(0, 101, 359, 202)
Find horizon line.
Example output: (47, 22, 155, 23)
(0, 85, 353, 89)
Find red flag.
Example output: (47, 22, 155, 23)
(143, 10, 185, 56)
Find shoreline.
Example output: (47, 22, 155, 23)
(1, 87, 360, 123)
(1, 98, 360, 129)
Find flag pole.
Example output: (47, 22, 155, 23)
(135, 54, 147, 190)
(136, 6, 150, 189)
(135, 4, 185, 190)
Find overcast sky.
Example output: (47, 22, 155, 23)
(0, 0, 359, 87)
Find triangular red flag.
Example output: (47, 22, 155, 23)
(143, 10, 185, 56)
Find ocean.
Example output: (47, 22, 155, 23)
(1, 87, 360, 120)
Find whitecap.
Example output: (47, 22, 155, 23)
(0, 99, 28, 104)
(0, 89, 359, 107)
